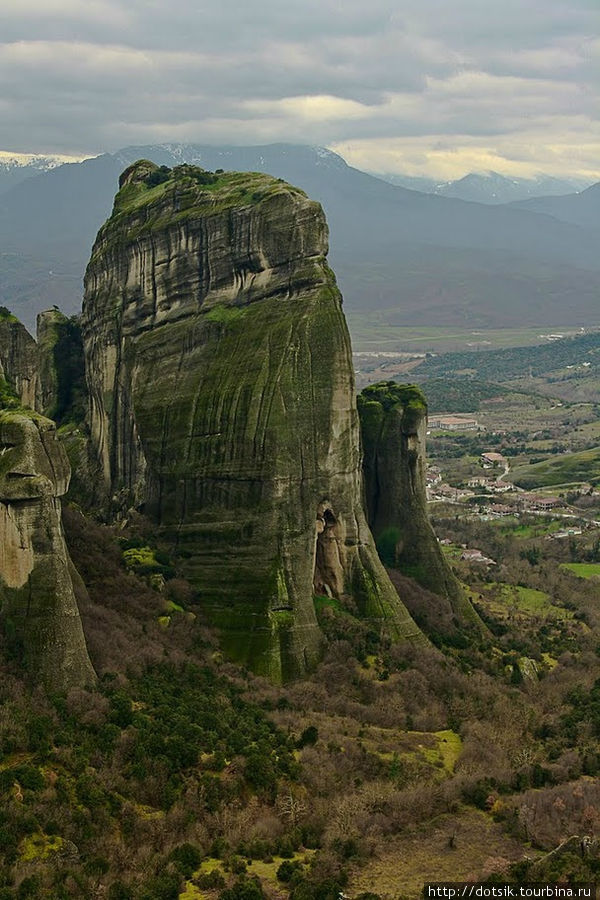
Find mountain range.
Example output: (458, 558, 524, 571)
(378, 170, 591, 204)
(0, 154, 75, 194)
(0, 144, 598, 334)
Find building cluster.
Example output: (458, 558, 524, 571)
(518, 493, 561, 511)
(439, 539, 497, 567)
(481, 503, 518, 517)
(427, 482, 475, 502)
(460, 548, 497, 566)
(426, 459, 568, 521)
(428, 415, 481, 431)
(481, 451, 506, 468)
(467, 476, 512, 493)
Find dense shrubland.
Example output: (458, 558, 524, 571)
(1, 507, 600, 897)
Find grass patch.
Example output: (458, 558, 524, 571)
(541, 652, 558, 669)
(197, 858, 223, 875)
(560, 562, 600, 579)
(435, 730, 463, 772)
(19, 833, 64, 863)
(246, 853, 312, 885)
(205, 304, 248, 325)
(510, 446, 600, 489)
(179, 884, 206, 899)
(480, 583, 571, 620)
(346, 317, 555, 354)
(313, 594, 342, 613)
(492, 519, 563, 539)
(192, 853, 312, 896)
(364, 727, 462, 777)
(164, 599, 184, 613)
(348, 808, 528, 898)
(411, 730, 462, 774)
(440, 544, 462, 559)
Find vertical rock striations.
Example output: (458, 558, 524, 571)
(82, 161, 424, 680)
(0, 409, 96, 690)
(37, 309, 96, 509)
(0, 309, 41, 411)
(0, 309, 95, 689)
(37, 308, 86, 422)
(358, 381, 482, 633)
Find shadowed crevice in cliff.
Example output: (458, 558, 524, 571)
(81, 161, 425, 680)
(313, 506, 345, 599)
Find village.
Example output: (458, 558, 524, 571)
(427, 455, 567, 513)
(426, 447, 599, 566)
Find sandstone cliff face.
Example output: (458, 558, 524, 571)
(82, 161, 424, 679)
(36, 308, 66, 418)
(358, 382, 481, 631)
(0, 312, 41, 410)
(0, 410, 96, 690)
(37, 309, 87, 423)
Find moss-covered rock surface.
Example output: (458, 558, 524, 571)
(82, 162, 423, 679)
(36, 309, 86, 423)
(358, 381, 482, 635)
(0, 312, 40, 411)
(0, 409, 96, 690)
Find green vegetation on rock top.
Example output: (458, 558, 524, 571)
(0, 306, 17, 323)
(358, 380, 427, 413)
(110, 160, 306, 224)
(88, 160, 313, 265)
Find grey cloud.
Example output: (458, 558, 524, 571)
(0, 0, 597, 178)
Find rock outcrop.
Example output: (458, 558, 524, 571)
(0, 309, 41, 410)
(82, 160, 424, 680)
(358, 381, 482, 633)
(37, 309, 86, 422)
(0, 409, 96, 690)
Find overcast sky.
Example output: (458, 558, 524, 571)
(1, 0, 598, 179)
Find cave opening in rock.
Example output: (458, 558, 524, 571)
(313, 505, 344, 598)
